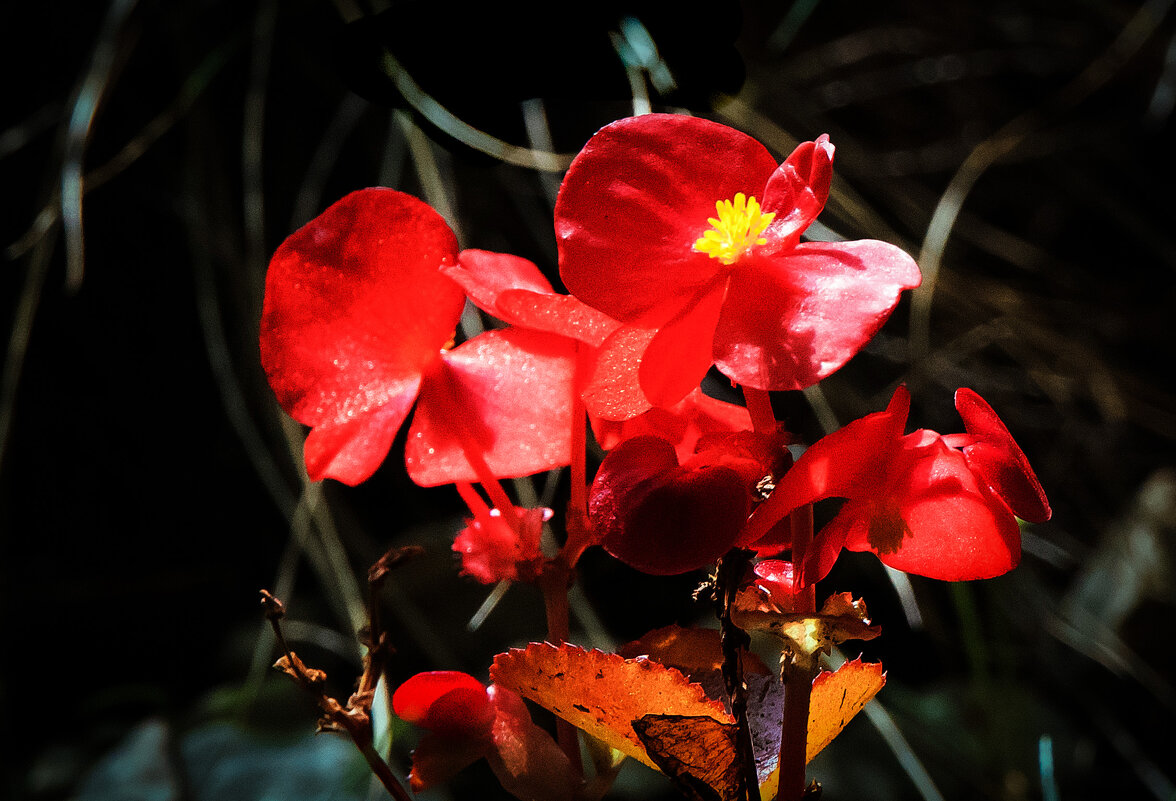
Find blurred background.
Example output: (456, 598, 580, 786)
(2, 1, 1175, 799)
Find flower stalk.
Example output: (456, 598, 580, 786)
(779, 504, 817, 801)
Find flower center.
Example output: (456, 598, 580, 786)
(693, 193, 775, 265)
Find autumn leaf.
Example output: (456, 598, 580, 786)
(732, 591, 881, 667)
(806, 657, 886, 760)
(633, 658, 885, 800)
(490, 642, 732, 769)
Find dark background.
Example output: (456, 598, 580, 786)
(3, 1, 1175, 800)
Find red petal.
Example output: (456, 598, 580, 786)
(498, 290, 621, 348)
(752, 559, 804, 611)
(842, 436, 1021, 580)
(582, 325, 657, 420)
(452, 506, 549, 585)
(392, 671, 495, 737)
(714, 240, 921, 390)
(260, 188, 465, 484)
(406, 733, 488, 792)
(406, 328, 577, 486)
(762, 134, 835, 246)
(743, 387, 910, 546)
(590, 435, 750, 575)
(955, 388, 1051, 523)
(446, 250, 553, 320)
(447, 249, 622, 347)
(485, 686, 576, 801)
(588, 435, 679, 541)
(591, 387, 753, 464)
(556, 114, 779, 322)
(639, 277, 728, 408)
(301, 377, 420, 484)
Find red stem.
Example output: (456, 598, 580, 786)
(562, 348, 592, 566)
(743, 386, 777, 435)
(539, 560, 582, 779)
(779, 504, 817, 801)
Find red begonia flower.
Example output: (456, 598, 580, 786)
(590, 430, 789, 575)
(392, 672, 573, 796)
(392, 670, 496, 738)
(592, 387, 753, 464)
(743, 559, 804, 613)
(260, 188, 577, 486)
(452, 503, 551, 585)
(556, 114, 922, 415)
(744, 386, 1051, 585)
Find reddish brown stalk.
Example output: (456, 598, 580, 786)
(538, 560, 583, 779)
(778, 504, 818, 801)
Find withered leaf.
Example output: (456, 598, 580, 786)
(633, 715, 739, 801)
(731, 592, 881, 662)
(490, 642, 732, 769)
(622, 658, 886, 800)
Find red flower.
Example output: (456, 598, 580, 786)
(745, 386, 1051, 584)
(260, 188, 577, 486)
(452, 498, 551, 585)
(555, 114, 921, 416)
(392, 671, 573, 797)
(591, 387, 753, 464)
(589, 429, 790, 575)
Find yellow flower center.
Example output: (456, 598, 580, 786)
(693, 193, 776, 265)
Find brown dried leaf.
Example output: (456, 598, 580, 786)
(617, 624, 771, 679)
(633, 715, 739, 801)
(629, 658, 885, 801)
(731, 592, 881, 662)
(273, 652, 327, 687)
(490, 642, 733, 769)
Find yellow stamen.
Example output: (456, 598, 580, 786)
(693, 193, 775, 265)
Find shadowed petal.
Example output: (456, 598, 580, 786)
(956, 388, 1052, 523)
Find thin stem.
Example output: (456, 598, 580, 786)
(743, 386, 777, 435)
(778, 505, 817, 801)
(539, 561, 583, 780)
(431, 367, 520, 527)
(716, 550, 762, 801)
(562, 347, 592, 566)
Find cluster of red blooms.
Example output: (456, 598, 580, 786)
(260, 114, 1050, 794)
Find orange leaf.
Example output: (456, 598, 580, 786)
(633, 658, 885, 801)
(490, 642, 733, 769)
(806, 657, 886, 761)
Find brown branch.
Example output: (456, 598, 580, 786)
(715, 550, 762, 801)
(259, 589, 413, 801)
